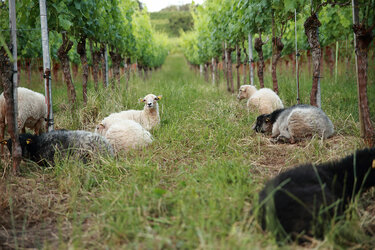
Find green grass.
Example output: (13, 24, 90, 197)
(1, 53, 375, 249)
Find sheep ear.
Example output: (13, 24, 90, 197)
(98, 124, 105, 129)
(26, 138, 32, 144)
(372, 159, 375, 169)
(139, 98, 145, 103)
(0, 140, 7, 145)
(156, 95, 162, 100)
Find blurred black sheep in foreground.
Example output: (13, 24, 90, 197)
(1, 130, 114, 166)
(258, 148, 375, 242)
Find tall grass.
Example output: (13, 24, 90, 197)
(0, 53, 374, 249)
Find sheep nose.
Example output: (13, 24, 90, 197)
(147, 103, 152, 107)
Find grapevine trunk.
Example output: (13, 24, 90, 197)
(57, 33, 76, 104)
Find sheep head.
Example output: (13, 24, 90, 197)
(237, 85, 257, 100)
(95, 123, 106, 136)
(253, 114, 273, 133)
(139, 94, 162, 110)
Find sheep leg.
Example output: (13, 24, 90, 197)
(17, 119, 25, 134)
(34, 118, 44, 135)
(276, 127, 291, 143)
(275, 135, 289, 143)
(289, 136, 296, 144)
(271, 126, 280, 138)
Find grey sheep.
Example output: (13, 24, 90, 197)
(253, 104, 334, 143)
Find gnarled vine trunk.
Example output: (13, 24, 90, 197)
(100, 43, 107, 88)
(52, 60, 60, 82)
(125, 57, 131, 90)
(26, 58, 32, 84)
(57, 33, 76, 104)
(215, 57, 220, 83)
(227, 47, 235, 93)
(304, 14, 322, 107)
(236, 45, 241, 90)
(254, 35, 265, 88)
(109, 49, 122, 88)
(353, 23, 375, 146)
(242, 45, 248, 85)
(77, 35, 88, 105)
(271, 37, 284, 94)
(211, 57, 215, 85)
(224, 44, 231, 92)
(89, 40, 100, 91)
(204, 62, 209, 82)
(0, 45, 21, 173)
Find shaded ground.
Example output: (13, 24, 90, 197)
(0, 174, 71, 249)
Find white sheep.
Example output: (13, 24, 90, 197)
(0, 87, 47, 153)
(96, 94, 162, 134)
(253, 104, 335, 143)
(96, 119, 153, 153)
(237, 85, 284, 114)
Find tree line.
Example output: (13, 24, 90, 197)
(0, 0, 170, 105)
(180, 0, 374, 146)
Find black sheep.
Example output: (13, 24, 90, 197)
(258, 148, 375, 242)
(1, 130, 114, 166)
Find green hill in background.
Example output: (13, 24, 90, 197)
(150, 4, 194, 37)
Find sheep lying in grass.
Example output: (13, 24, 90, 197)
(253, 104, 334, 143)
(96, 119, 153, 153)
(258, 147, 375, 242)
(97, 94, 162, 134)
(237, 85, 283, 114)
(1, 130, 114, 166)
(0, 87, 47, 154)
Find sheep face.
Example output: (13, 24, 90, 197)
(0, 139, 12, 155)
(253, 114, 273, 133)
(237, 85, 257, 100)
(237, 85, 250, 100)
(140, 94, 162, 110)
(95, 123, 106, 136)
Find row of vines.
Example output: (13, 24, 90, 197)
(0, 0, 170, 173)
(0, 0, 170, 105)
(180, 0, 375, 146)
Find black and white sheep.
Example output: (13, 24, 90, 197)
(237, 85, 284, 114)
(1, 130, 114, 166)
(253, 104, 334, 143)
(258, 147, 375, 242)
